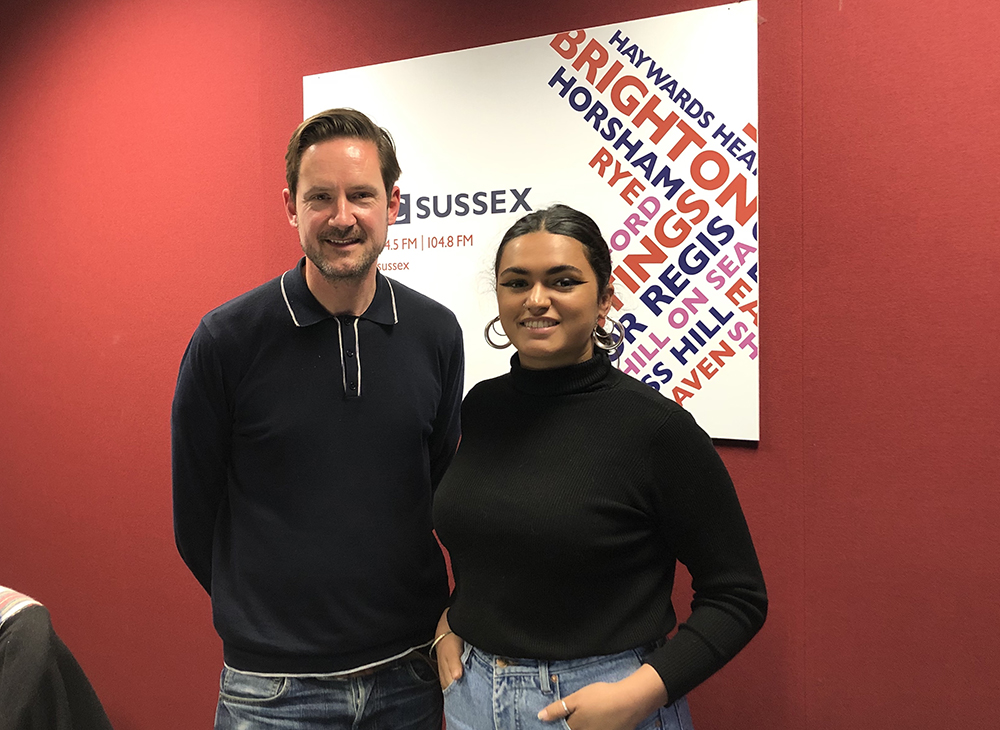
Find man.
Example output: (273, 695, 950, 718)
(172, 108, 463, 729)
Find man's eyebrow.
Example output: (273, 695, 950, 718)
(301, 183, 381, 194)
(300, 185, 329, 196)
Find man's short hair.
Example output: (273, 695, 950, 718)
(285, 108, 402, 202)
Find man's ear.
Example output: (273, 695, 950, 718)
(283, 189, 297, 228)
(386, 185, 401, 225)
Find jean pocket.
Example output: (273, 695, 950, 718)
(219, 667, 287, 704)
(405, 652, 440, 685)
(441, 671, 465, 697)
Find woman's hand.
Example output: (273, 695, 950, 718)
(537, 664, 669, 730)
(433, 609, 465, 691)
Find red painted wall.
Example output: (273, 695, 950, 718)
(1, 1, 997, 728)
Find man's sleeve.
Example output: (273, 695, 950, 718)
(171, 321, 231, 595)
(428, 318, 465, 490)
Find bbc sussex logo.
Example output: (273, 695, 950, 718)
(396, 187, 532, 224)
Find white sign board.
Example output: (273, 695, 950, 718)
(304, 1, 759, 439)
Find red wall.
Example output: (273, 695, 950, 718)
(1, 1, 997, 728)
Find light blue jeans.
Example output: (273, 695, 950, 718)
(214, 652, 442, 730)
(443, 642, 694, 730)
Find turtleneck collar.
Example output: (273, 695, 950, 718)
(509, 350, 614, 396)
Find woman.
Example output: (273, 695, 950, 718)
(432, 205, 766, 730)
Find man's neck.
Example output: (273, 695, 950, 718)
(304, 261, 379, 317)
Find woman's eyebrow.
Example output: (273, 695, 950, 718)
(498, 265, 585, 276)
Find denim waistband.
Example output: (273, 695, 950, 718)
(464, 638, 664, 678)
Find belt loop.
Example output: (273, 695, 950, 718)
(538, 660, 553, 695)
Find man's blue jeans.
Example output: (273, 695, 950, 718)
(214, 652, 442, 730)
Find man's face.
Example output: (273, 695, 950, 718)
(283, 137, 400, 283)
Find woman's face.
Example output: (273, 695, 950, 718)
(496, 231, 613, 370)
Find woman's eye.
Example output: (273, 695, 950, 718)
(500, 279, 528, 289)
(553, 278, 583, 288)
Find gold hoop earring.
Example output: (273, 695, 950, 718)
(593, 316, 625, 351)
(484, 316, 512, 349)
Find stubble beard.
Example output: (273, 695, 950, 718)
(305, 232, 386, 282)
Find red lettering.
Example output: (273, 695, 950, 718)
(675, 189, 710, 225)
(572, 39, 609, 84)
(589, 147, 613, 176)
(667, 120, 706, 160)
(716, 174, 758, 226)
(595, 60, 625, 92)
(610, 75, 648, 116)
(691, 150, 730, 190)
(653, 210, 692, 248)
(623, 235, 668, 283)
(620, 177, 646, 205)
(631, 96, 677, 144)
(726, 278, 753, 306)
(550, 30, 587, 60)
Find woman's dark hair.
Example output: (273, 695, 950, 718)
(493, 204, 612, 298)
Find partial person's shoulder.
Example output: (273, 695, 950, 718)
(200, 273, 285, 333)
(604, 366, 693, 424)
(460, 372, 514, 419)
(464, 371, 512, 400)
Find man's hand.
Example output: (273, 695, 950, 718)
(536, 664, 668, 730)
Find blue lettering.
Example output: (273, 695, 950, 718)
(548, 66, 576, 97)
(569, 86, 592, 112)
(608, 29, 630, 52)
(619, 313, 648, 344)
(416, 196, 430, 219)
(678, 243, 710, 275)
(584, 100, 610, 131)
(432, 195, 451, 218)
(650, 163, 685, 199)
(613, 128, 644, 160)
(645, 62, 671, 86)
(602, 116, 624, 141)
(658, 264, 690, 296)
(639, 285, 675, 316)
(491, 190, 506, 214)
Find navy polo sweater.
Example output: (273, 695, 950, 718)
(172, 259, 464, 673)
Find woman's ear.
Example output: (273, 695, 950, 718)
(598, 283, 615, 319)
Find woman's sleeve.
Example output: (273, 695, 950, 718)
(643, 407, 767, 703)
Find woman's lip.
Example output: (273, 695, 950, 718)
(519, 319, 559, 329)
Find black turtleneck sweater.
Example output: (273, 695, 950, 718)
(433, 352, 766, 703)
